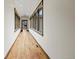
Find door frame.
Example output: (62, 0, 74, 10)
(21, 20, 28, 29)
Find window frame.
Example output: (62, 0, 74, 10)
(30, 0, 43, 36)
(14, 8, 20, 32)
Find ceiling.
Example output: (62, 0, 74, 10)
(14, 0, 42, 17)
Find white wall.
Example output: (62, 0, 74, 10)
(4, 0, 20, 57)
(29, 0, 75, 59)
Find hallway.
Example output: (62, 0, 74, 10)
(4, 0, 75, 59)
(5, 29, 49, 59)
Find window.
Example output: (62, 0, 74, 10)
(14, 8, 20, 31)
(38, 8, 43, 35)
(30, 1, 43, 35)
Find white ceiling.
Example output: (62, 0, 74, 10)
(14, 0, 41, 17)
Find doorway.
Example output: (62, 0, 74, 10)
(21, 20, 28, 30)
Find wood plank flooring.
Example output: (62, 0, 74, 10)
(5, 29, 49, 59)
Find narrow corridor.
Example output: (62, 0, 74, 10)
(5, 29, 49, 59)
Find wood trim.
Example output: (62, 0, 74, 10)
(4, 30, 21, 59)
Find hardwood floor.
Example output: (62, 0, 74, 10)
(5, 29, 49, 59)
